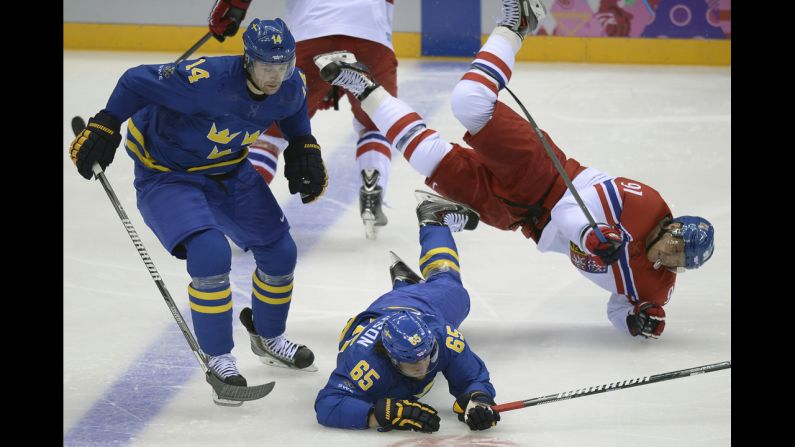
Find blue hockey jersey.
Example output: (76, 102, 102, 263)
(315, 306, 496, 429)
(103, 55, 311, 175)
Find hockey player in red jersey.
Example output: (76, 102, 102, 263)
(244, 0, 400, 240)
(314, 0, 715, 339)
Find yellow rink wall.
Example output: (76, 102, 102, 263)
(63, 23, 730, 66)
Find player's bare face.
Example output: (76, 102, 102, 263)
(247, 60, 291, 94)
(397, 356, 431, 379)
(646, 224, 686, 270)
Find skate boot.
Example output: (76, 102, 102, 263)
(500, 0, 548, 39)
(207, 353, 247, 407)
(415, 190, 480, 232)
(239, 307, 317, 372)
(314, 51, 380, 101)
(389, 251, 423, 286)
(360, 169, 388, 239)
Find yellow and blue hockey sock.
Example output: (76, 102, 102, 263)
(418, 225, 461, 279)
(251, 269, 293, 338)
(188, 278, 233, 356)
(184, 229, 233, 356)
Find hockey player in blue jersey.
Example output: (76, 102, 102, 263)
(315, 191, 501, 432)
(68, 18, 328, 406)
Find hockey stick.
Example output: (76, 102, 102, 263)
(322, 86, 341, 111)
(175, 5, 247, 65)
(70, 116, 275, 404)
(502, 85, 608, 243)
(175, 31, 213, 65)
(491, 360, 731, 412)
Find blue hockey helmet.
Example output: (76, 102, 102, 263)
(242, 18, 296, 91)
(381, 311, 436, 364)
(670, 216, 714, 269)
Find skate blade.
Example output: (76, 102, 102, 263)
(256, 355, 319, 372)
(530, 0, 548, 19)
(213, 392, 244, 407)
(313, 51, 358, 69)
(363, 210, 377, 240)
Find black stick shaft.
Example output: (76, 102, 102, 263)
(503, 85, 607, 243)
(175, 31, 213, 65)
(71, 117, 275, 401)
(492, 361, 731, 412)
(95, 167, 207, 361)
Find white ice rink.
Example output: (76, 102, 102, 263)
(64, 50, 731, 446)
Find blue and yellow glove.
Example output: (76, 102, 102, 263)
(69, 110, 121, 180)
(373, 398, 440, 433)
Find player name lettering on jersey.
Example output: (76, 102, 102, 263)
(355, 318, 386, 348)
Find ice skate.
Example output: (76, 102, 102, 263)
(360, 169, 388, 239)
(500, 0, 547, 39)
(415, 190, 480, 231)
(314, 51, 380, 100)
(239, 307, 318, 372)
(389, 251, 424, 286)
(207, 353, 247, 407)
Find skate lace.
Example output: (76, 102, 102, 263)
(208, 353, 240, 379)
(263, 334, 299, 360)
(444, 213, 469, 232)
(500, 0, 521, 28)
(362, 189, 382, 210)
(332, 69, 370, 96)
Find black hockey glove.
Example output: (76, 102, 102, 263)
(69, 110, 122, 180)
(283, 135, 328, 204)
(454, 391, 501, 431)
(373, 398, 440, 433)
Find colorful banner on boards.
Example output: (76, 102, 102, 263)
(540, 0, 730, 38)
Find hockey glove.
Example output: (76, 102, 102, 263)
(454, 391, 501, 431)
(69, 110, 122, 180)
(208, 0, 251, 42)
(627, 302, 666, 338)
(373, 398, 440, 433)
(283, 135, 328, 204)
(584, 224, 625, 265)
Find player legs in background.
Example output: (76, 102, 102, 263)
(250, 33, 399, 239)
(313, 0, 556, 238)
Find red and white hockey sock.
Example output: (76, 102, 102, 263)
(453, 27, 522, 134)
(465, 27, 521, 92)
(248, 134, 287, 184)
(361, 90, 452, 178)
(356, 130, 392, 194)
